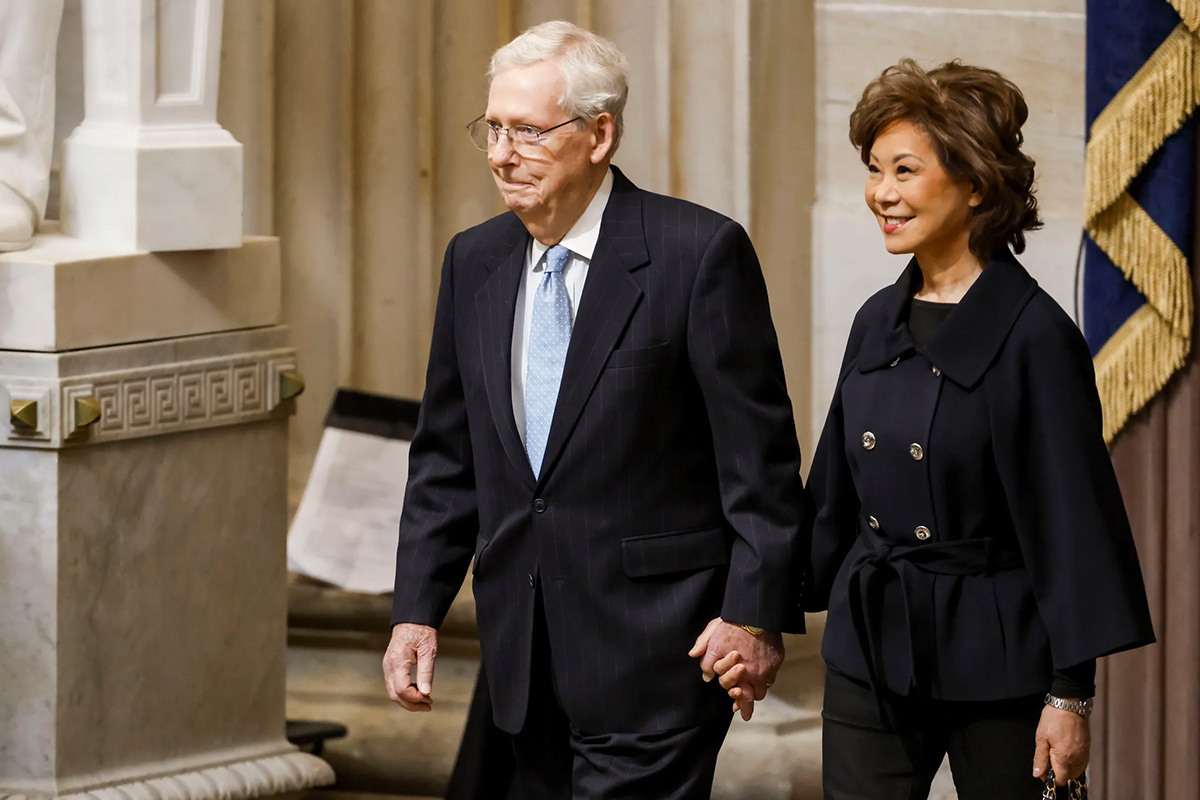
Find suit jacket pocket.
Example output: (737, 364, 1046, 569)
(621, 526, 730, 578)
(606, 342, 671, 369)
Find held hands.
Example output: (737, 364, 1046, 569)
(383, 622, 439, 712)
(1032, 704, 1090, 785)
(688, 617, 784, 721)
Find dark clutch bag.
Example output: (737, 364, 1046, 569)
(1042, 770, 1088, 799)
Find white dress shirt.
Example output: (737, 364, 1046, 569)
(511, 167, 614, 443)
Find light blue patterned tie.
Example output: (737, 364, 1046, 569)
(525, 244, 573, 477)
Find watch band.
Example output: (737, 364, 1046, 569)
(737, 624, 765, 636)
(1044, 693, 1094, 718)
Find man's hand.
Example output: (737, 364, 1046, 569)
(1032, 704, 1090, 785)
(688, 617, 784, 721)
(383, 622, 438, 712)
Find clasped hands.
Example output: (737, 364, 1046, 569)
(384, 617, 786, 721)
(688, 617, 784, 721)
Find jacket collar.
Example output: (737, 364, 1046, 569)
(857, 249, 1040, 388)
(474, 165, 649, 489)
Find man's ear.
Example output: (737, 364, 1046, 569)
(590, 113, 616, 164)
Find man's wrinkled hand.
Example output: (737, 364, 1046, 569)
(1032, 704, 1090, 785)
(383, 622, 438, 712)
(688, 617, 784, 721)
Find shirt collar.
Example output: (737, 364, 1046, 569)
(530, 167, 614, 268)
(856, 249, 1040, 388)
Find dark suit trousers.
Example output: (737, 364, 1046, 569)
(822, 667, 1054, 800)
(511, 590, 732, 800)
(445, 669, 519, 800)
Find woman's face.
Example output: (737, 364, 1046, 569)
(864, 119, 981, 260)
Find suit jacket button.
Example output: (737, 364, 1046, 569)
(528, 574, 536, 587)
(868, 515, 880, 530)
(533, 498, 547, 513)
(931, 366, 942, 377)
(889, 357, 900, 367)
(915, 526, 931, 540)
(862, 431, 876, 450)
(909, 443, 924, 461)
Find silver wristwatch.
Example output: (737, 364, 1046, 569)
(1044, 693, 1094, 718)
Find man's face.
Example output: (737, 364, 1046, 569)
(484, 61, 597, 220)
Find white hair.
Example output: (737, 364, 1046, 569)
(489, 20, 629, 154)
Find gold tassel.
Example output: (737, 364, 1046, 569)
(1085, 14, 1198, 444)
(1086, 24, 1200, 223)
(1094, 304, 1191, 442)
(1167, 0, 1200, 33)
(1088, 193, 1193, 338)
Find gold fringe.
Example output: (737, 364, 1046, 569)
(1085, 9, 1199, 444)
(1094, 304, 1191, 442)
(1088, 193, 1194, 337)
(1085, 23, 1200, 223)
(1168, 0, 1200, 33)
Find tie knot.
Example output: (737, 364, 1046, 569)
(544, 245, 571, 274)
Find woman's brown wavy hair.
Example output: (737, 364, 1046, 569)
(849, 59, 1042, 261)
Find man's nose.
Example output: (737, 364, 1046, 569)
(489, 134, 518, 166)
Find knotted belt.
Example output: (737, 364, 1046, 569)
(845, 520, 1025, 727)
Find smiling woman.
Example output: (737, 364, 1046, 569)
(802, 58, 1155, 800)
(849, 59, 1042, 273)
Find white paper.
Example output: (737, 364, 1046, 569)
(287, 427, 410, 594)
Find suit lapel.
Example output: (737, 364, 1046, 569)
(537, 169, 649, 485)
(475, 221, 537, 489)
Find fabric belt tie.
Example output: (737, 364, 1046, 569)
(845, 520, 1025, 727)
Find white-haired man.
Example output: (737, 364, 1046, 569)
(383, 20, 806, 798)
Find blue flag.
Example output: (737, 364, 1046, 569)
(1084, 0, 1197, 442)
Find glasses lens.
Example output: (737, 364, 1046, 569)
(510, 126, 541, 149)
(467, 120, 491, 151)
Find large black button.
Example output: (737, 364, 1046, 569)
(533, 498, 547, 513)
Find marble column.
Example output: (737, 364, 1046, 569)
(60, 0, 243, 252)
(0, 1, 333, 796)
(0, 236, 333, 800)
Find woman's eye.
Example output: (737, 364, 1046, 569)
(897, 165, 913, 175)
(867, 164, 880, 174)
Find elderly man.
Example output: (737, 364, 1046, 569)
(383, 20, 806, 798)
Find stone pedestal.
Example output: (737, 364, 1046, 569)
(0, 240, 333, 800)
(61, 0, 243, 251)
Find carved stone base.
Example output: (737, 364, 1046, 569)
(0, 748, 332, 800)
(0, 327, 298, 448)
(0, 232, 281, 352)
(0, 327, 324, 798)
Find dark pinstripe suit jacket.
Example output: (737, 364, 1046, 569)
(392, 166, 806, 735)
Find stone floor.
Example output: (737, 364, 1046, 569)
(286, 576, 957, 799)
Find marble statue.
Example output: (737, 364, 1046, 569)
(0, 0, 64, 252)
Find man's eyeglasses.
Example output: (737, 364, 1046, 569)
(467, 115, 583, 154)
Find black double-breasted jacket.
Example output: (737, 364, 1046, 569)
(806, 250, 1155, 701)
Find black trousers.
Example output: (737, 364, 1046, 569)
(822, 667, 1052, 800)
(445, 668, 520, 800)
(511, 592, 732, 800)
